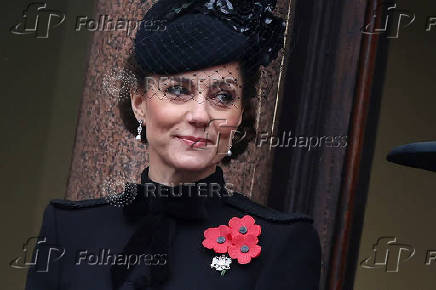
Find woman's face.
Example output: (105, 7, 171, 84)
(131, 61, 244, 173)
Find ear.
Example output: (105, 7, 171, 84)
(130, 88, 146, 124)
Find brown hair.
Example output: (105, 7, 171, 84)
(118, 53, 260, 164)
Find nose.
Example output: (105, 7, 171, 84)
(186, 94, 210, 128)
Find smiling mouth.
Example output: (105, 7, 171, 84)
(175, 135, 213, 149)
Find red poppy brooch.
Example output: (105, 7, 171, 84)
(202, 215, 261, 275)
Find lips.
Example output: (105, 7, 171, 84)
(175, 135, 213, 148)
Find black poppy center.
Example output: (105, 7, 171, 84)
(239, 226, 248, 234)
(240, 245, 250, 253)
(216, 236, 226, 244)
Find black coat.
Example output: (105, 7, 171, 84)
(25, 167, 321, 290)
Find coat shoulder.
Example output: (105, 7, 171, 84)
(223, 192, 313, 224)
(49, 197, 109, 209)
(49, 183, 140, 209)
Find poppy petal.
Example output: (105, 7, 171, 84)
(228, 217, 242, 229)
(204, 227, 220, 239)
(228, 245, 240, 259)
(215, 243, 229, 254)
(241, 215, 255, 226)
(202, 239, 215, 249)
(238, 254, 252, 264)
(250, 245, 262, 258)
(249, 224, 261, 236)
(244, 234, 258, 245)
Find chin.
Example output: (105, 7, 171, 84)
(168, 152, 216, 172)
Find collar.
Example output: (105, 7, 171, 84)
(123, 166, 227, 221)
(113, 166, 228, 289)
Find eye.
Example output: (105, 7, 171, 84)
(164, 85, 192, 101)
(209, 91, 236, 107)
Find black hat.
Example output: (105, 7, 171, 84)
(134, 0, 286, 75)
(386, 141, 436, 172)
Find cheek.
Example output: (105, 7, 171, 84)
(145, 98, 182, 133)
(215, 110, 243, 140)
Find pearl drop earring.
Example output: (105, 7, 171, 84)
(136, 120, 143, 140)
(227, 147, 232, 157)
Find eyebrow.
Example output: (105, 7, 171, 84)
(165, 76, 192, 84)
(212, 78, 238, 86)
(165, 76, 239, 88)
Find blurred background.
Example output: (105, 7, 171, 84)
(1, 1, 95, 289)
(353, 0, 436, 289)
(1, 0, 435, 289)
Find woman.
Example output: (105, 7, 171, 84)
(26, 0, 321, 289)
